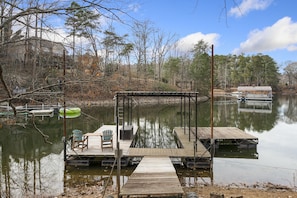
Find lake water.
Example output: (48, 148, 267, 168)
(0, 95, 297, 197)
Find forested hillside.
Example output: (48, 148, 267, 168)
(0, 1, 296, 109)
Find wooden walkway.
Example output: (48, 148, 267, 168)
(120, 156, 184, 198)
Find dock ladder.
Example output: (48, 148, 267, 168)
(115, 95, 134, 126)
(115, 106, 124, 125)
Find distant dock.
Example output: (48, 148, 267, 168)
(0, 103, 61, 115)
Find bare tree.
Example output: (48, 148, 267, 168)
(119, 42, 133, 83)
(131, 20, 154, 80)
(151, 30, 176, 82)
(0, 0, 132, 110)
(284, 62, 297, 88)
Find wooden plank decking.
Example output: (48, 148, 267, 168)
(67, 126, 256, 162)
(67, 125, 138, 156)
(119, 156, 184, 198)
(193, 127, 258, 140)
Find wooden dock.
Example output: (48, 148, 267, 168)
(119, 156, 184, 198)
(67, 125, 138, 157)
(67, 125, 211, 158)
(66, 125, 258, 196)
(66, 125, 257, 167)
(194, 127, 258, 141)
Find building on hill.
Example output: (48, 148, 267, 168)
(2, 37, 72, 69)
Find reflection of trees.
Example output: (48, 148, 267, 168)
(199, 97, 280, 133)
(87, 96, 297, 138)
(0, 118, 64, 197)
(279, 96, 297, 123)
(131, 105, 177, 148)
(212, 96, 297, 132)
(237, 111, 277, 132)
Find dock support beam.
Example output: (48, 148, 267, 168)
(116, 94, 121, 197)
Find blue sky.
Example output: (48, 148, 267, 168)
(123, 0, 297, 69)
(34, 0, 296, 71)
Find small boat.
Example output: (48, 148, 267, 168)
(30, 109, 54, 117)
(231, 91, 242, 98)
(59, 107, 81, 118)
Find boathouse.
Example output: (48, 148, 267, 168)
(237, 86, 273, 101)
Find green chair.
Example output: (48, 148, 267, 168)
(100, 130, 113, 150)
(71, 129, 88, 151)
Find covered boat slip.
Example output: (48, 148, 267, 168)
(119, 156, 184, 198)
(237, 86, 273, 101)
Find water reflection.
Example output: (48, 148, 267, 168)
(278, 96, 297, 123)
(64, 166, 135, 189)
(0, 117, 65, 197)
(1, 96, 297, 196)
(238, 100, 272, 113)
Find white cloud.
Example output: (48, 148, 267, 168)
(176, 32, 220, 52)
(128, 3, 140, 12)
(233, 17, 297, 54)
(229, 0, 272, 18)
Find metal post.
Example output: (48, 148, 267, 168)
(123, 96, 125, 128)
(188, 94, 191, 141)
(210, 45, 215, 173)
(130, 95, 133, 125)
(116, 94, 121, 197)
(63, 50, 67, 162)
(180, 96, 183, 129)
(184, 95, 186, 135)
(193, 141, 196, 170)
(211, 45, 214, 140)
(195, 93, 198, 152)
(128, 96, 131, 125)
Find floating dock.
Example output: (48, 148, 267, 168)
(195, 127, 258, 140)
(194, 127, 258, 150)
(66, 125, 257, 168)
(66, 125, 212, 167)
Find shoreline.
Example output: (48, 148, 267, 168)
(67, 95, 210, 107)
(57, 181, 297, 198)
